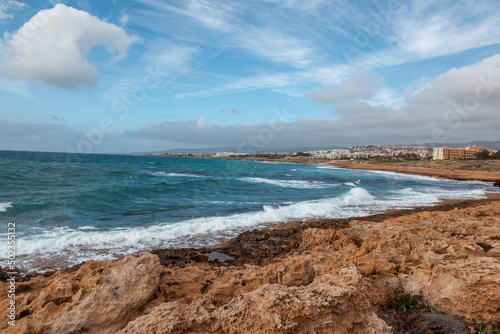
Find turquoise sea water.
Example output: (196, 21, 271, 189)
(0, 150, 497, 272)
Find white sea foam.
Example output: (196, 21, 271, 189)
(1, 188, 375, 266)
(77, 225, 98, 230)
(316, 165, 341, 169)
(363, 170, 444, 182)
(383, 187, 488, 209)
(153, 172, 205, 178)
(193, 200, 264, 205)
(344, 182, 356, 187)
(167, 172, 205, 178)
(0, 202, 12, 212)
(240, 177, 337, 189)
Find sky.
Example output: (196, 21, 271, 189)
(0, 0, 500, 153)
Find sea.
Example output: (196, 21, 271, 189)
(0, 150, 498, 273)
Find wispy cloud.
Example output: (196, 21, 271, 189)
(136, 0, 316, 68)
(174, 65, 351, 99)
(136, 0, 237, 32)
(0, 0, 25, 20)
(394, 0, 500, 58)
(0, 78, 36, 99)
(239, 27, 314, 68)
(127, 53, 500, 148)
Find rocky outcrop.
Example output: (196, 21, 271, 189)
(118, 269, 392, 334)
(1, 198, 500, 333)
(0, 253, 161, 334)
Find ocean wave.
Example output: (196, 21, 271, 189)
(2, 188, 375, 267)
(77, 226, 98, 230)
(384, 187, 487, 209)
(316, 165, 341, 169)
(0, 202, 12, 212)
(193, 200, 264, 205)
(363, 170, 443, 182)
(152, 172, 206, 178)
(239, 177, 338, 189)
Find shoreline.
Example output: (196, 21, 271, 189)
(213, 156, 500, 183)
(151, 192, 500, 268)
(4, 158, 499, 277)
(6, 192, 500, 280)
(2, 160, 500, 333)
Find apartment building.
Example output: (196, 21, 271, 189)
(433, 146, 482, 160)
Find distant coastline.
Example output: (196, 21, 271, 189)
(209, 155, 500, 183)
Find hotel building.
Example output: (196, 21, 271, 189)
(432, 146, 483, 160)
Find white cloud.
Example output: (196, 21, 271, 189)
(137, 0, 236, 32)
(99, 41, 200, 104)
(308, 74, 382, 104)
(184, 0, 236, 31)
(130, 54, 500, 148)
(137, 0, 314, 68)
(0, 0, 25, 20)
(175, 72, 292, 99)
(175, 65, 351, 99)
(0, 4, 137, 90)
(240, 27, 314, 68)
(393, 0, 500, 59)
(120, 14, 129, 26)
(0, 120, 82, 152)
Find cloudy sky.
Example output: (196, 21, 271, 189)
(1, 0, 500, 153)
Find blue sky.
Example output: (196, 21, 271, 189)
(1, 0, 500, 153)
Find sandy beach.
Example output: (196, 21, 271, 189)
(1, 162, 499, 333)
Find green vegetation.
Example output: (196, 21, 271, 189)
(382, 289, 500, 333)
(295, 152, 312, 157)
(383, 289, 432, 315)
(476, 149, 500, 159)
(468, 318, 500, 334)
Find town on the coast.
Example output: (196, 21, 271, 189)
(148, 145, 500, 161)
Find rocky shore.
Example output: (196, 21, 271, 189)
(1, 191, 500, 333)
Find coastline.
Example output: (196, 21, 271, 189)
(215, 156, 500, 182)
(1, 161, 500, 333)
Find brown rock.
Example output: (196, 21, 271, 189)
(408, 258, 500, 321)
(0, 253, 161, 334)
(119, 274, 392, 334)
